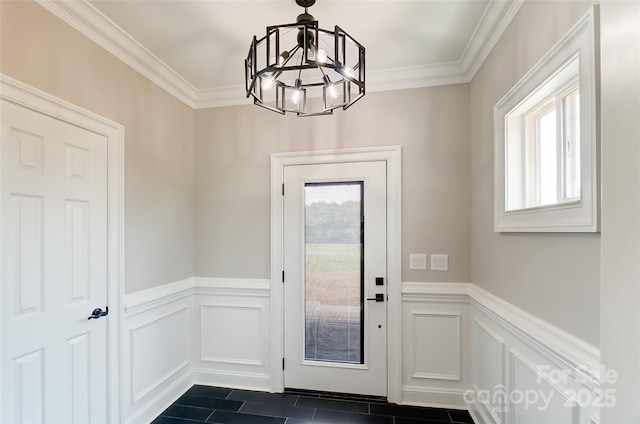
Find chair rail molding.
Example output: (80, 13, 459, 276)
(468, 284, 600, 381)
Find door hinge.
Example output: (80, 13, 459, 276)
(282, 357, 285, 370)
(282, 183, 284, 196)
(282, 270, 285, 283)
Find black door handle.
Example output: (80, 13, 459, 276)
(88, 306, 109, 320)
(366, 293, 385, 302)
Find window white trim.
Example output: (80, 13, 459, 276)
(494, 6, 599, 232)
(270, 146, 402, 402)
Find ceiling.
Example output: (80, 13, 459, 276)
(38, 0, 523, 109)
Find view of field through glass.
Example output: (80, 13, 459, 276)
(304, 182, 363, 364)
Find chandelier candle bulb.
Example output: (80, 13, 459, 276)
(343, 65, 356, 79)
(261, 75, 275, 90)
(291, 78, 304, 105)
(245, 0, 365, 116)
(327, 84, 338, 100)
(291, 90, 303, 105)
(279, 51, 290, 65)
(316, 48, 328, 63)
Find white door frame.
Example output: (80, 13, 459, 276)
(270, 146, 401, 403)
(0, 74, 125, 422)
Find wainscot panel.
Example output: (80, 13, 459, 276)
(192, 277, 272, 392)
(411, 312, 461, 381)
(471, 318, 506, 424)
(401, 282, 471, 409)
(123, 278, 194, 424)
(509, 349, 578, 423)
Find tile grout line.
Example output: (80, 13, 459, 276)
(203, 409, 216, 422)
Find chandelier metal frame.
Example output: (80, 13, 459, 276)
(245, 0, 365, 117)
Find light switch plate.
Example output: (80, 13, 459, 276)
(409, 254, 427, 270)
(431, 254, 449, 271)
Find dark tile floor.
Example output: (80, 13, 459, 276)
(152, 385, 475, 424)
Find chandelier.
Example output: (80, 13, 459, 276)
(245, 0, 365, 117)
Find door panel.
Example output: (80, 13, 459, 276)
(1, 100, 109, 423)
(283, 161, 387, 396)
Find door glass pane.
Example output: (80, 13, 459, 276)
(304, 182, 363, 364)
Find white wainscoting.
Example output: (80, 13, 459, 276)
(121, 279, 601, 424)
(122, 279, 195, 424)
(121, 277, 272, 423)
(467, 285, 602, 424)
(192, 277, 272, 391)
(401, 283, 471, 409)
(401, 282, 601, 424)
(471, 317, 506, 424)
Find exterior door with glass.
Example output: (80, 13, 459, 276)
(283, 161, 387, 396)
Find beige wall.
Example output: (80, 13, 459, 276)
(3, 0, 610, 350)
(0, 1, 195, 293)
(470, 0, 600, 346)
(195, 85, 471, 283)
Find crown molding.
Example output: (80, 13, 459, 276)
(194, 86, 253, 110)
(36, 0, 523, 110)
(366, 61, 470, 92)
(461, 0, 525, 80)
(36, 0, 198, 108)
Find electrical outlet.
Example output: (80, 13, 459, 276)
(430, 254, 449, 271)
(409, 254, 427, 270)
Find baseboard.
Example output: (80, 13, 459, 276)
(193, 368, 272, 392)
(467, 385, 503, 424)
(125, 369, 193, 424)
(401, 386, 468, 409)
(469, 400, 498, 424)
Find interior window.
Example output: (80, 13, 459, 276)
(505, 56, 579, 212)
(494, 7, 598, 232)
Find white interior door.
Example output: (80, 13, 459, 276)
(283, 161, 387, 396)
(1, 100, 109, 423)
